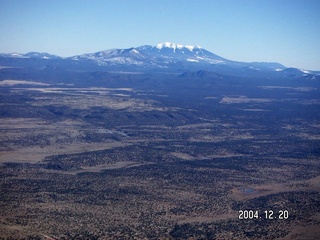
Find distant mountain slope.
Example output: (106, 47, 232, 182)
(69, 42, 286, 72)
(0, 52, 61, 59)
(0, 42, 318, 79)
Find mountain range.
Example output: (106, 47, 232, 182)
(0, 42, 319, 79)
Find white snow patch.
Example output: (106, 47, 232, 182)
(186, 45, 201, 51)
(9, 53, 27, 58)
(185, 45, 195, 51)
(249, 67, 260, 70)
(156, 42, 201, 52)
(186, 58, 199, 62)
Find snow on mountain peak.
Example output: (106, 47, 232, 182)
(156, 42, 201, 52)
(130, 49, 140, 54)
(185, 45, 201, 51)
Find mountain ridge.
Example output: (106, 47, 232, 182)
(0, 42, 283, 68)
(0, 43, 318, 78)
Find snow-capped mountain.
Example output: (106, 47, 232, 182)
(1, 42, 318, 79)
(0, 52, 61, 59)
(67, 42, 288, 74)
(71, 48, 149, 66)
(24, 52, 61, 59)
(154, 42, 225, 60)
(70, 42, 230, 68)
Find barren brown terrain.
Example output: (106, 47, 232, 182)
(1, 72, 320, 239)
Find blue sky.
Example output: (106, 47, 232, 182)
(0, 0, 319, 70)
